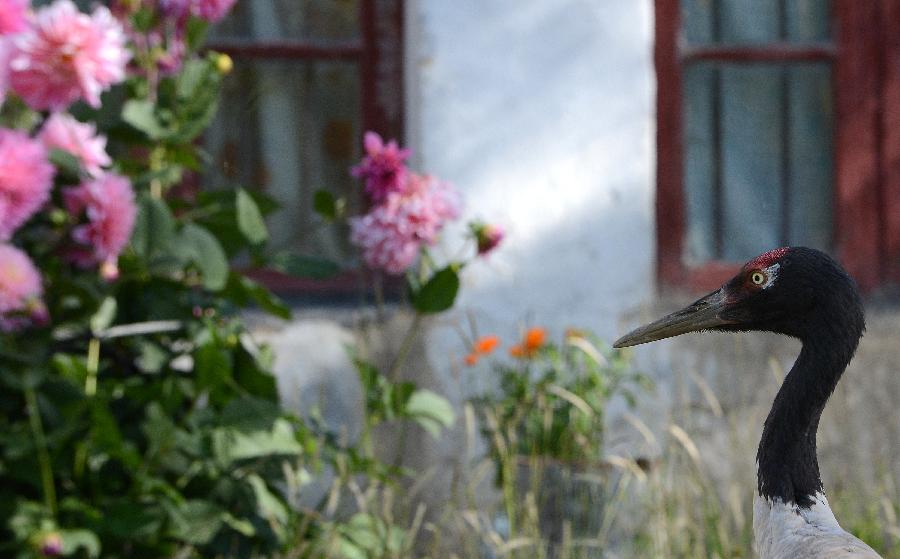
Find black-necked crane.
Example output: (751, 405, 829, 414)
(614, 247, 881, 558)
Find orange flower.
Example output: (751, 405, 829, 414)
(464, 353, 480, 366)
(524, 327, 546, 351)
(509, 327, 547, 359)
(473, 335, 500, 355)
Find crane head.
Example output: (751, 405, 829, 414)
(613, 247, 862, 348)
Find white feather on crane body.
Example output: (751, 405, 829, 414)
(753, 492, 880, 558)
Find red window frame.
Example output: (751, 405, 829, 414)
(655, 0, 900, 293)
(206, 0, 406, 297)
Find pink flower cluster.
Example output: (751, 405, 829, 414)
(6, 0, 130, 111)
(64, 173, 137, 280)
(0, 128, 55, 240)
(349, 133, 460, 274)
(38, 113, 111, 177)
(115, 0, 236, 77)
(0, 243, 46, 332)
(157, 0, 237, 22)
(352, 131, 411, 203)
(0, 111, 135, 327)
(0, 0, 28, 35)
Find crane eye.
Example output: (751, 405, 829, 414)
(750, 271, 767, 286)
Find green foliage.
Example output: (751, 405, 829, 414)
(312, 189, 345, 222)
(475, 332, 650, 466)
(411, 265, 461, 314)
(235, 188, 269, 246)
(467, 331, 651, 558)
(353, 357, 455, 440)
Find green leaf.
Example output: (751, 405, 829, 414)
(100, 502, 163, 539)
(60, 529, 101, 558)
(122, 99, 166, 139)
(211, 419, 303, 465)
(195, 342, 233, 395)
(246, 474, 289, 531)
(89, 297, 117, 335)
(313, 189, 343, 221)
(220, 396, 282, 432)
(337, 513, 408, 558)
(136, 341, 168, 373)
(168, 500, 225, 545)
(179, 224, 229, 290)
(236, 188, 268, 244)
(221, 513, 256, 537)
(176, 58, 211, 99)
(131, 196, 177, 258)
(223, 274, 291, 319)
(412, 266, 460, 314)
(142, 403, 177, 457)
(243, 279, 290, 319)
(271, 253, 340, 280)
(404, 389, 456, 438)
(48, 148, 84, 178)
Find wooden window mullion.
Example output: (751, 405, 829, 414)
(833, 0, 882, 291)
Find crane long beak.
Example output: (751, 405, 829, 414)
(613, 289, 736, 348)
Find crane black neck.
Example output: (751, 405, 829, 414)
(755, 306, 864, 509)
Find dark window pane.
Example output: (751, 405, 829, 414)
(204, 60, 362, 262)
(209, 0, 360, 43)
(786, 0, 831, 42)
(719, 0, 781, 45)
(787, 64, 832, 249)
(681, 0, 831, 45)
(682, 62, 833, 263)
(683, 63, 717, 264)
(682, 0, 716, 44)
(720, 64, 784, 260)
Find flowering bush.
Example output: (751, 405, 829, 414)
(0, 1, 326, 557)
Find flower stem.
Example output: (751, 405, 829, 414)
(387, 313, 423, 383)
(85, 338, 100, 397)
(25, 387, 57, 517)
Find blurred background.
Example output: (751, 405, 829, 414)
(200, 0, 899, 556)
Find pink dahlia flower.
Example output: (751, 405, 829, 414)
(64, 173, 136, 276)
(191, 0, 237, 22)
(352, 131, 411, 203)
(350, 173, 461, 274)
(157, 0, 192, 18)
(0, 38, 11, 105)
(0, 0, 28, 35)
(0, 243, 47, 332)
(39, 113, 111, 177)
(0, 129, 55, 240)
(9, 0, 130, 110)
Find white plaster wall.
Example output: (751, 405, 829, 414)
(407, 0, 656, 376)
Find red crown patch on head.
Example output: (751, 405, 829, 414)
(745, 247, 790, 270)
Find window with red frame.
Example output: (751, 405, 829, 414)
(204, 0, 404, 294)
(656, 0, 900, 292)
